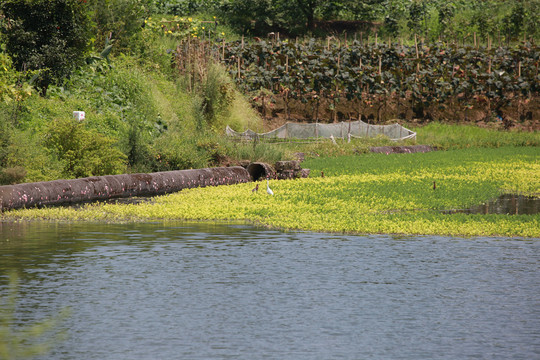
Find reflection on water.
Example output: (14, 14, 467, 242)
(0, 222, 539, 360)
(445, 194, 540, 215)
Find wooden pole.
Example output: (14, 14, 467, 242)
(222, 38, 225, 61)
(415, 34, 419, 59)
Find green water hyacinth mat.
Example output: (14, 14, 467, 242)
(4, 147, 539, 238)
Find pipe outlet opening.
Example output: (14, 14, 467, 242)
(246, 163, 273, 181)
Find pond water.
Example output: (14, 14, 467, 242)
(444, 194, 540, 215)
(0, 221, 539, 360)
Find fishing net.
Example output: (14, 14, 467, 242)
(226, 120, 416, 141)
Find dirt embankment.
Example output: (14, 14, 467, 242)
(254, 95, 540, 132)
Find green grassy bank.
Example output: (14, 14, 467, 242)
(4, 146, 539, 238)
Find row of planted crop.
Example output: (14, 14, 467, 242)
(213, 39, 539, 116)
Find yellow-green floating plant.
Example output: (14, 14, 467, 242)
(4, 147, 540, 237)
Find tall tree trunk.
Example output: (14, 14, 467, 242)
(296, 0, 317, 31)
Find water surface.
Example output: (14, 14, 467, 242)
(445, 194, 540, 215)
(0, 222, 538, 359)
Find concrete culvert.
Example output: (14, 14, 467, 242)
(246, 162, 275, 181)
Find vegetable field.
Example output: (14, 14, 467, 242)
(182, 38, 539, 125)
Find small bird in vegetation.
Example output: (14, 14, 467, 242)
(433, 181, 436, 190)
(252, 184, 259, 193)
(266, 178, 274, 196)
(321, 171, 324, 178)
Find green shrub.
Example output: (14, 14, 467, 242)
(0, 52, 35, 106)
(0, 166, 26, 185)
(152, 133, 210, 170)
(44, 117, 127, 178)
(85, 0, 147, 51)
(230, 141, 286, 163)
(0, 124, 64, 183)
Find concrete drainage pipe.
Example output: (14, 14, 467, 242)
(0, 166, 250, 211)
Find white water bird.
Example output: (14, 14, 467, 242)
(266, 178, 274, 196)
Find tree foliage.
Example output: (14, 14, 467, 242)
(216, 0, 539, 41)
(0, 0, 90, 94)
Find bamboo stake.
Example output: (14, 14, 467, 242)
(415, 34, 420, 74)
(375, 32, 378, 46)
(518, 61, 521, 78)
(415, 34, 419, 59)
(222, 38, 225, 61)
